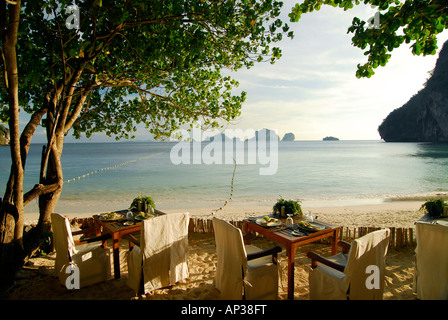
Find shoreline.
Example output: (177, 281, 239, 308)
(23, 199, 425, 229)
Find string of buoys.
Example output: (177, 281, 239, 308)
(64, 152, 163, 184)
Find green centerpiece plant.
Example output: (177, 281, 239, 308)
(273, 197, 303, 218)
(420, 198, 448, 218)
(130, 195, 155, 213)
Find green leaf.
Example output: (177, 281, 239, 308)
(290, 0, 448, 77)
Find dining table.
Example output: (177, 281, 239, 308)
(93, 209, 166, 279)
(243, 215, 341, 300)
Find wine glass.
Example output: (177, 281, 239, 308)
(286, 214, 294, 226)
(304, 211, 314, 222)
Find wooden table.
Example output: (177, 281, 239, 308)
(243, 216, 340, 300)
(93, 209, 166, 279)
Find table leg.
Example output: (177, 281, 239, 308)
(112, 233, 121, 279)
(287, 246, 296, 300)
(242, 221, 255, 245)
(94, 220, 102, 237)
(331, 229, 339, 255)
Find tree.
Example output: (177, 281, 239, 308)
(290, 0, 448, 78)
(0, 0, 22, 292)
(0, 0, 292, 290)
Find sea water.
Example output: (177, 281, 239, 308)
(1, 140, 448, 215)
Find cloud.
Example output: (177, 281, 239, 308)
(223, 4, 448, 140)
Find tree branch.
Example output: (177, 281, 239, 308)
(23, 183, 61, 206)
(64, 87, 92, 132)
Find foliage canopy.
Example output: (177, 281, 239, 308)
(290, 0, 448, 78)
(1, 0, 293, 140)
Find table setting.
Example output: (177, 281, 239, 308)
(243, 212, 341, 300)
(92, 196, 166, 279)
(247, 214, 328, 238)
(97, 208, 160, 226)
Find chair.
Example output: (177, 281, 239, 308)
(414, 220, 448, 299)
(126, 212, 190, 293)
(212, 217, 282, 300)
(51, 213, 111, 289)
(307, 228, 390, 300)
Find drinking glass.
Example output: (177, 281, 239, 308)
(286, 214, 294, 226)
(304, 211, 314, 222)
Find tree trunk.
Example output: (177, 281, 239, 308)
(36, 132, 65, 234)
(0, 0, 23, 294)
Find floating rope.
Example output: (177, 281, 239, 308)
(64, 152, 163, 184)
(212, 158, 237, 215)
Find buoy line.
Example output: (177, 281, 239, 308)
(63, 152, 163, 184)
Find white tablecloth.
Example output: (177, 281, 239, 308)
(414, 214, 448, 300)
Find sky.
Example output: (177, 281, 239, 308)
(24, 3, 448, 143)
(220, 3, 448, 141)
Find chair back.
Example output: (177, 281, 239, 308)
(138, 212, 189, 291)
(415, 222, 448, 299)
(212, 217, 247, 299)
(51, 213, 78, 276)
(344, 228, 390, 300)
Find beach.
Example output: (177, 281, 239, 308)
(4, 200, 423, 301)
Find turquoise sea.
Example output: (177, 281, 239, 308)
(1, 140, 448, 215)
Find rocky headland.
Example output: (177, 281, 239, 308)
(378, 40, 448, 142)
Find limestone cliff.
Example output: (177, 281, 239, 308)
(378, 40, 448, 142)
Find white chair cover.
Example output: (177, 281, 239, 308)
(126, 212, 190, 293)
(51, 213, 110, 288)
(414, 219, 448, 299)
(309, 228, 390, 300)
(212, 217, 278, 300)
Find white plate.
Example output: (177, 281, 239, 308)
(291, 230, 304, 236)
(98, 212, 124, 221)
(256, 218, 281, 227)
(436, 219, 448, 227)
(297, 221, 324, 232)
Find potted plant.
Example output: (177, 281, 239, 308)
(130, 195, 155, 213)
(273, 197, 303, 218)
(420, 198, 448, 217)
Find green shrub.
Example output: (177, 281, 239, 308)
(420, 198, 447, 217)
(273, 197, 302, 217)
(130, 195, 155, 210)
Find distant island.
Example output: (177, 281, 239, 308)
(378, 40, 448, 142)
(323, 136, 339, 141)
(0, 124, 10, 146)
(192, 128, 280, 143)
(281, 132, 295, 141)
